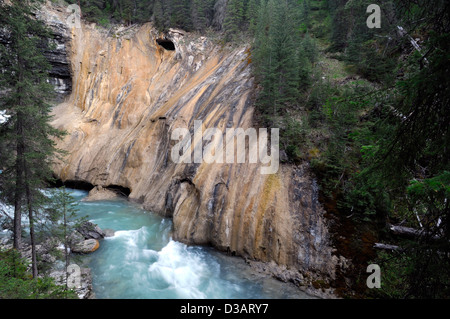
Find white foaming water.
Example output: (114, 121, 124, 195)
(1, 188, 315, 298)
(66, 189, 316, 299)
(148, 240, 209, 299)
(64, 188, 89, 199)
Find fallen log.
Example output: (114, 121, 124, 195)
(390, 225, 422, 238)
(389, 224, 442, 241)
(374, 243, 401, 251)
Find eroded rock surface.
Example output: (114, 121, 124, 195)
(45, 3, 343, 291)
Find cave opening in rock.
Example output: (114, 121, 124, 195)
(49, 178, 95, 191)
(105, 185, 131, 197)
(156, 38, 175, 51)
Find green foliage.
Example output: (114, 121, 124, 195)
(371, 228, 450, 299)
(300, 0, 310, 30)
(35, 187, 88, 287)
(282, 117, 309, 162)
(98, 17, 110, 28)
(311, 84, 394, 217)
(192, 0, 216, 31)
(223, 0, 246, 41)
(308, 0, 450, 298)
(0, 0, 66, 271)
(302, 32, 318, 64)
(252, 0, 313, 123)
(247, 0, 261, 34)
(0, 249, 78, 299)
(327, 0, 398, 83)
(65, 0, 247, 34)
(40, 188, 87, 263)
(407, 172, 450, 202)
(169, 0, 193, 31)
(367, 251, 412, 298)
(406, 172, 450, 236)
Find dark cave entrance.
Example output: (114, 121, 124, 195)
(49, 177, 131, 198)
(49, 179, 95, 191)
(156, 38, 176, 51)
(106, 185, 131, 197)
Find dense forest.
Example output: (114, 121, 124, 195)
(66, 0, 249, 36)
(1, 0, 449, 299)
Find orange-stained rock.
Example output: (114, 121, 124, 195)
(91, 240, 100, 253)
(72, 239, 100, 254)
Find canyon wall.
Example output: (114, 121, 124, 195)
(44, 4, 343, 292)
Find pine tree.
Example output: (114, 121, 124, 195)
(271, 0, 300, 104)
(135, 0, 154, 24)
(252, 0, 302, 121)
(169, 0, 192, 31)
(301, 31, 318, 65)
(252, 0, 275, 117)
(0, 0, 65, 278)
(246, 0, 260, 34)
(191, 0, 215, 32)
(328, 0, 350, 52)
(152, 0, 165, 31)
(223, 0, 245, 42)
(300, 0, 310, 29)
(43, 187, 86, 291)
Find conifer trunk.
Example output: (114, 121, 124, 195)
(25, 173, 38, 278)
(13, 114, 24, 251)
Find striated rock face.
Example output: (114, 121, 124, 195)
(0, 7, 71, 101)
(46, 5, 342, 290)
(36, 5, 73, 100)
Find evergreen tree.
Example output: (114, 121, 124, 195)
(191, 0, 215, 32)
(302, 31, 318, 65)
(252, 0, 275, 116)
(43, 187, 86, 291)
(223, 0, 246, 42)
(300, 0, 310, 30)
(246, 0, 260, 34)
(134, 0, 154, 24)
(327, 0, 350, 52)
(0, 0, 65, 278)
(152, 0, 165, 31)
(0, 249, 78, 299)
(252, 0, 303, 121)
(170, 0, 193, 31)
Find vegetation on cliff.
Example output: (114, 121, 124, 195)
(277, 0, 450, 298)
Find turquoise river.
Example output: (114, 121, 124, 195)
(69, 189, 314, 299)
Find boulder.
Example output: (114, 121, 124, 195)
(71, 239, 100, 254)
(68, 230, 85, 248)
(82, 186, 121, 202)
(49, 267, 95, 299)
(76, 221, 105, 240)
(103, 229, 116, 238)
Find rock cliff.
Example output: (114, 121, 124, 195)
(36, 5, 73, 100)
(45, 4, 342, 293)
